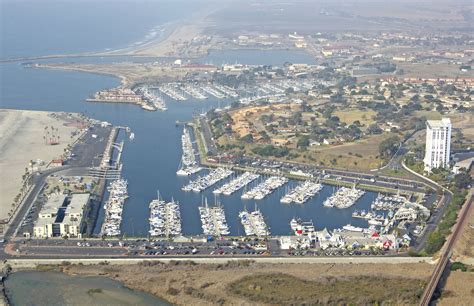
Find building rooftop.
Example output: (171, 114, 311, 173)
(427, 118, 451, 129)
(65, 193, 90, 216)
(39, 194, 67, 217)
(34, 216, 56, 228)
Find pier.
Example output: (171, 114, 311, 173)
(89, 127, 124, 179)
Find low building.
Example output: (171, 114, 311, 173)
(279, 236, 311, 250)
(452, 156, 474, 174)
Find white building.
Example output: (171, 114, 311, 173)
(33, 193, 89, 238)
(424, 118, 451, 172)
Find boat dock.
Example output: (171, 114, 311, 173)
(241, 176, 288, 200)
(101, 179, 128, 237)
(157, 84, 187, 101)
(213, 172, 260, 195)
(176, 127, 201, 176)
(323, 186, 365, 209)
(239, 208, 270, 237)
(280, 180, 322, 204)
(182, 168, 233, 192)
(199, 198, 230, 236)
(148, 195, 182, 237)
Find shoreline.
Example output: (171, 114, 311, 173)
(0, 5, 212, 64)
(28, 63, 128, 87)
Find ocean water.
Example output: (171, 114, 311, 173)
(1, 1, 379, 237)
(1, 0, 201, 59)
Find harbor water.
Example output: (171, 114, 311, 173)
(2, 1, 380, 237)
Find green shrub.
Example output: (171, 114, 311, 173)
(450, 262, 467, 272)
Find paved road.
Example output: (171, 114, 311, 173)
(4, 165, 71, 240)
(413, 192, 452, 253)
(199, 116, 218, 155)
(5, 256, 433, 269)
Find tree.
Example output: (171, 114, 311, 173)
(378, 135, 400, 159)
(289, 111, 303, 125)
(297, 136, 310, 148)
(425, 230, 445, 255)
(367, 123, 383, 135)
(240, 134, 254, 144)
(258, 131, 270, 143)
(454, 172, 472, 189)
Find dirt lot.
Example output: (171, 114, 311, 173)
(438, 270, 474, 306)
(305, 133, 394, 170)
(61, 261, 433, 305)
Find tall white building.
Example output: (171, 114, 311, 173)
(424, 118, 452, 172)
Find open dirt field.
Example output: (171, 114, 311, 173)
(398, 62, 474, 79)
(452, 190, 474, 263)
(333, 109, 376, 126)
(61, 261, 433, 305)
(438, 270, 474, 306)
(0, 109, 83, 220)
(306, 133, 395, 171)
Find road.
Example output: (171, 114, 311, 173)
(420, 190, 473, 306)
(5, 255, 433, 269)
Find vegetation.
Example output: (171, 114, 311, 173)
(251, 145, 289, 157)
(454, 172, 472, 189)
(378, 135, 400, 159)
(450, 262, 468, 272)
(229, 273, 426, 305)
(87, 288, 103, 295)
(424, 190, 468, 255)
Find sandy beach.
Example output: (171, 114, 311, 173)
(0, 109, 84, 220)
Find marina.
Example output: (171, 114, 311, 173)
(2, 49, 433, 238)
(352, 210, 388, 222)
(181, 84, 208, 100)
(280, 180, 323, 204)
(101, 179, 128, 237)
(158, 84, 188, 101)
(213, 172, 260, 195)
(371, 194, 407, 211)
(198, 198, 230, 236)
(176, 127, 201, 176)
(182, 167, 234, 192)
(148, 193, 182, 237)
(239, 207, 270, 237)
(136, 86, 167, 111)
(201, 85, 226, 99)
(323, 186, 365, 209)
(241, 176, 288, 200)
